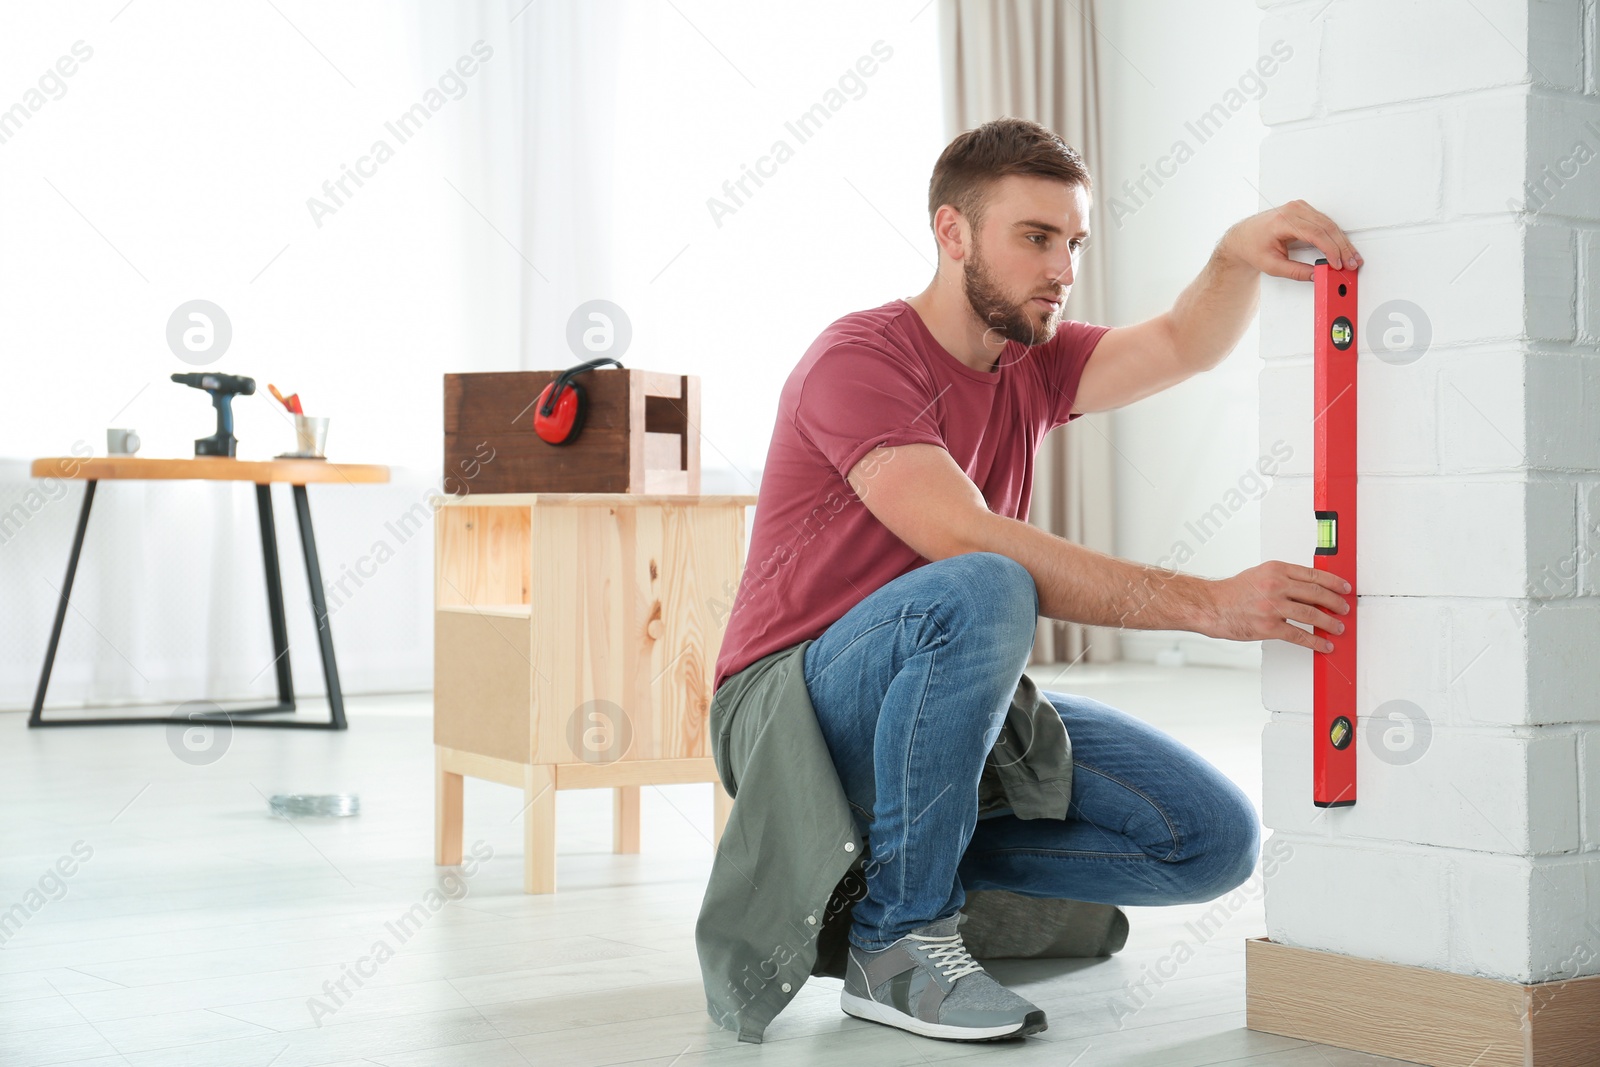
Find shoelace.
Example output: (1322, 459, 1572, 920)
(906, 932, 984, 981)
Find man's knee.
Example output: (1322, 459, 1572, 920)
(1183, 791, 1262, 901)
(931, 551, 1038, 632)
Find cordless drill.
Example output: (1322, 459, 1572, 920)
(171, 372, 256, 457)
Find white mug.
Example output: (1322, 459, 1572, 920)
(107, 428, 141, 455)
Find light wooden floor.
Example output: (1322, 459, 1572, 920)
(0, 664, 1411, 1066)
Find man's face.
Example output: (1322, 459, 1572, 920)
(960, 174, 1090, 349)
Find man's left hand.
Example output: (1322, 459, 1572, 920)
(1220, 199, 1362, 282)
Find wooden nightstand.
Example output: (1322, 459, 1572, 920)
(432, 491, 755, 893)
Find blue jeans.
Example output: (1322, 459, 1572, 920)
(801, 551, 1261, 951)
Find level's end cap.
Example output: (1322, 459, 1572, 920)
(1314, 257, 1329, 265)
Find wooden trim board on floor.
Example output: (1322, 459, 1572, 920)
(1245, 936, 1600, 1066)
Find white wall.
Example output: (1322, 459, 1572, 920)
(0, 2, 498, 709)
(1255, 0, 1600, 984)
(0, 1, 944, 710)
(0, 4, 507, 471)
(607, 2, 944, 491)
(1096, 0, 1276, 667)
(0, 0, 1305, 711)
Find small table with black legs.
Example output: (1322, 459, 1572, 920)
(27, 456, 391, 730)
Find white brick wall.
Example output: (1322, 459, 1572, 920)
(1263, 834, 1600, 982)
(1582, 727, 1600, 847)
(1256, 0, 1600, 984)
(1261, 717, 1581, 853)
(1260, 110, 1445, 230)
(1263, 350, 1600, 476)
(1264, 593, 1600, 726)
(1267, 0, 1587, 115)
(1581, 480, 1600, 594)
(1259, 473, 1576, 597)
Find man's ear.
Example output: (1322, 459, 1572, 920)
(931, 204, 970, 263)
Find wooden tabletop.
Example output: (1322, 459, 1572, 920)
(31, 456, 390, 485)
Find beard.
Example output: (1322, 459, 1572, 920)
(962, 241, 1063, 351)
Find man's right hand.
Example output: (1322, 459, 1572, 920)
(1197, 561, 1351, 654)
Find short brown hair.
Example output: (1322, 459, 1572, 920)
(927, 117, 1091, 231)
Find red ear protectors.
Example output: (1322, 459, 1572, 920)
(533, 358, 624, 445)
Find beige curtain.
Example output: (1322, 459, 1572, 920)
(940, 0, 1121, 668)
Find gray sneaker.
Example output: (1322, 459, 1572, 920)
(840, 914, 1047, 1041)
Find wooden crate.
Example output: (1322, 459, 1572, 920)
(442, 369, 700, 495)
(432, 491, 755, 893)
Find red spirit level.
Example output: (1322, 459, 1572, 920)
(1313, 256, 1357, 808)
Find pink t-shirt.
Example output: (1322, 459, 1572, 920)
(713, 298, 1113, 692)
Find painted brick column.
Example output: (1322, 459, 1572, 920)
(1255, 0, 1600, 983)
